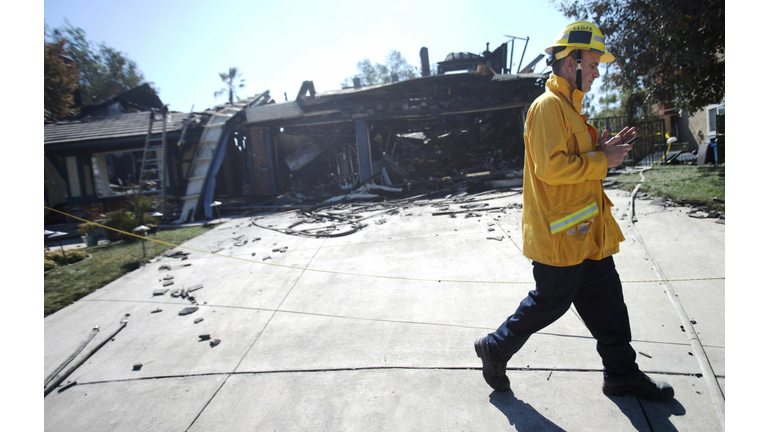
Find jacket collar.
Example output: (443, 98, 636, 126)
(546, 74, 585, 114)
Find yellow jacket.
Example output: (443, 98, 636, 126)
(521, 74, 624, 267)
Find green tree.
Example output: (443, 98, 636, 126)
(44, 39, 80, 120)
(341, 50, 418, 87)
(95, 45, 145, 101)
(214, 67, 246, 104)
(554, 0, 724, 113)
(593, 88, 658, 122)
(45, 20, 148, 106)
(595, 87, 621, 118)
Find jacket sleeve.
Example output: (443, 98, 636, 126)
(527, 98, 607, 185)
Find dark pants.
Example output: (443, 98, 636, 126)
(485, 256, 639, 380)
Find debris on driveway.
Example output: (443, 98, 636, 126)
(163, 250, 191, 260)
(250, 184, 523, 240)
(687, 208, 723, 220)
(158, 263, 192, 271)
(179, 307, 199, 316)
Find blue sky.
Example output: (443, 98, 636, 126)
(43, 0, 580, 112)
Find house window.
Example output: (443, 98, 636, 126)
(91, 150, 144, 197)
(707, 103, 725, 137)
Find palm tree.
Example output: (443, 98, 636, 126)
(214, 67, 245, 104)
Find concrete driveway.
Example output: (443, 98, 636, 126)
(43, 187, 725, 431)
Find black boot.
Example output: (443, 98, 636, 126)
(603, 371, 674, 401)
(474, 336, 510, 392)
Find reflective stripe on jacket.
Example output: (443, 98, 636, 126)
(521, 74, 625, 267)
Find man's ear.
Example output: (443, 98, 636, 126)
(560, 56, 574, 77)
(564, 56, 576, 74)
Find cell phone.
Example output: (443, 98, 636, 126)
(624, 137, 637, 145)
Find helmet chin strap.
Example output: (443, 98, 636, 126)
(575, 50, 583, 91)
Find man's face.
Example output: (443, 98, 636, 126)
(577, 51, 602, 93)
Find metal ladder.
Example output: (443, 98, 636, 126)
(138, 107, 168, 204)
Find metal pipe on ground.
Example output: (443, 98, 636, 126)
(44, 315, 129, 397)
(44, 325, 100, 388)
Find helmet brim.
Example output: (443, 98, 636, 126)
(545, 45, 615, 63)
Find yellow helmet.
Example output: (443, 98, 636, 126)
(545, 21, 615, 64)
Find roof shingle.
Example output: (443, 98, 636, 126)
(44, 111, 191, 145)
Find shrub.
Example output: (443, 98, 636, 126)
(104, 209, 138, 241)
(44, 249, 87, 269)
(78, 222, 99, 236)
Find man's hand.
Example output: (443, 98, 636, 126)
(599, 127, 636, 168)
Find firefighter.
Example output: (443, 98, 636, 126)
(474, 21, 674, 401)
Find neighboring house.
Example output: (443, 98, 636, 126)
(657, 101, 725, 154)
(657, 50, 725, 158)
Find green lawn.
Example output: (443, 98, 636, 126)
(44, 225, 212, 317)
(609, 164, 725, 211)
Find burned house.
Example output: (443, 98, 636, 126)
(45, 83, 188, 222)
(45, 43, 547, 225)
(44, 84, 274, 224)
(244, 71, 547, 203)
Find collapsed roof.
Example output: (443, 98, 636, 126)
(243, 70, 547, 201)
